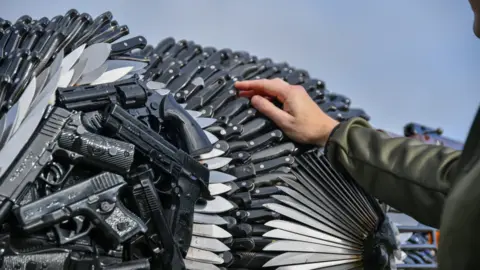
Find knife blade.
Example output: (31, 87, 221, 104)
(183, 259, 220, 270)
(45, 50, 64, 87)
(213, 97, 250, 124)
(203, 130, 219, 144)
(74, 62, 108, 85)
(76, 42, 110, 76)
(190, 236, 230, 252)
(194, 196, 235, 214)
(0, 102, 19, 149)
(186, 247, 224, 265)
(208, 171, 237, 184)
(263, 240, 359, 255)
(198, 148, 224, 160)
(194, 117, 217, 129)
(251, 142, 297, 163)
(106, 59, 147, 72)
(264, 253, 360, 269)
(200, 157, 232, 170)
(57, 69, 75, 88)
(193, 213, 227, 226)
(34, 66, 49, 95)
(228, 156, 295, 180)
(90, 66, 133, 85)
(69, 57, 87, 86)
(9, 76, 36, 136)
(192, 224, 232, 239)
(208, 183, 232, 196)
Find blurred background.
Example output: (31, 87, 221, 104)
(3, 0, 479, 141)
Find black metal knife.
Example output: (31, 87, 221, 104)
(186, 73, 230, 110)
(88, 24, 129, 45)
(251, 142, 297, 163)
(214, 97, 250, 124)
(19, 25, 44, 51)
(228, 155, 295, 180)
(200, 86, 237, 117)
(71, 11, 111, 49)
(110, 35, 147, 56)
(204, 48, 232, 66)
(153, 37, 175, 56)
(162, 40, 188, 61)
(228, 107, 257, 126)
(4, 23, 29, 56)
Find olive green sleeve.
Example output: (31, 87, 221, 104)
(325, 117, 461, 228)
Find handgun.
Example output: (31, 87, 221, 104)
(14, 172, 147, 247)
(102, 103, 211, 256)
(0, 107, 135, 225)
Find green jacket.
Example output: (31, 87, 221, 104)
(325, 107, 480, 269)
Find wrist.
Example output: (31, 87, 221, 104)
(315, 119, 340, 147)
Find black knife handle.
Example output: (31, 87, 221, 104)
(5, 49, 29, 77)
(88, 24, 129, 45)
(204, 49, 232, 66)
(32, 29, 52, 55)
(251, 186, 283, 198)
(227, 140, 249, 152)
(206, 87, 237, 113)
(196, 63, 221, 81)
(228, 163, 256, 180)
(251, 142, 296, 163)
(168, 65, 204, 93)
(59, 13, 92, 52)
(249, 198, 278, 209)
(174, 78, 204, 102)
(238, 117, 271, 140)
(35, 17, 50, 28)
(9, 53, 38, 106)
(0, 28, 11, 59)
(57, 9, 79, 30)
(44, 15, 62, 31)
(214, 97, 250, 124)
(230, 252, 276, 269)
(245, 210, 280, 224)
(4, 23, 29, 56)
(252, 173, 295, 187)
(162, 40, 188, 61)
(254, 155, 295, 174)
(247, 129, 283, 151)
(71, 11, 112, 49)
(186, 75, 229, 110)
(212, 140, 230, 153)
(229, 192, 252, 208)
(110, 35, 147, 56)
(154, 37, 175, 55)
(234, 179, 255, 191)
(231, 238, 256, 252)
(228, 223, 252, 238)
(177, 43, 202, 62)
(19, 25, 44, 51)
(35, 31, 65, 76)
(159, 94, 213, 156)
(156, 66, 181, 87)
(229, 151, 251, 164)
(0, 19, 11, 30)
(229, 107, 257, 126)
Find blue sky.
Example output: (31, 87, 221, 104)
(4, 0, 479, 141)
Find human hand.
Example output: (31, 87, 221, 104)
(235, 78, 339, 146)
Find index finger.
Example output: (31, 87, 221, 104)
(235, 79, 290, 102)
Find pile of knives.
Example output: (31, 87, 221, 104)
(0, 9, 402, 270)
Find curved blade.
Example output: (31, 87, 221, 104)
(10, 77, 36, 136)
(90, 66, 134, 85)
(275, 259, 360, 270)
(34, 67, 50, 95)
(194, 196, 234, 214)
(75, 63, 108, 85)
(46, 50, 64, 83)
(187, 110, 202, 118)
(70, 58, 88, 86)
(203, 130, 219, 144)
(193, 213, 227, 225)
(184, 259, 220, 270)
(29, 66, 62, 113)
(208, 183, 232, 196)
(106, 59, 147, 72)
(0, 103, 19, 149)
(264, 220, 345, 245)
(196, 117, 217, 129)
(79, 43, 111, 75)
(201, 157, 232, 170)
(192, 224, 231, 238)
(199, 148, 224, 160)
(60, 44, 86, 74)
(146, 81, 166, 90)
(263, 240, 357, 254)
(208, 171, 236, 184)
(263, 252, 360, 268)
(263, 229, 358, 250)
(190, 236, 230, 252)
(186, 248, 224, 265)
(57, 69, 74, 88)
(155, 89, 170, 96)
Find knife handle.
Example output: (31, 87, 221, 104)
(174, 78, 204, 102)
(247, 129, 283, 151)
(228, 223, 252, 237)
(19, 25, 44, 51)
(212, 140, 230, 153)
(159, 94, 213, 156)
(71, 11, 112, 49)
(228, 151, 251, 164)
(59, 13, 92, 52)
(231, 252, 276, 269)
(228, 163, 255, 180)
(254, 155, 295, 174)
(238, 117, 272, 140)
(44, 15, 62, 31)
(178, 43, 202, 63)
(168, 65, 203, 93)
(252, 173, 295, 187)
(196, 63, 222, 81)
(205, 48, 232, 66)
(206, 87, 237, 113)
(4, 23, 29, 56)
(234, 179, 255, 191)
(227, 140, 249, 152)
(229, 107, 257, 126)
(251, 142, 296, 163)
(156, 65, 181, 86)
(231, 238, 256, 252)
(57, 9, 79, 31)
(5, 49, 29, 78)
(8, 52, 38, 106)
(35, 31, 65, 76)
(110, 35, 147, 56)
(88, 24, 129, 45)
(251, 186, 283, 198)
(246, 209, 281, 224)
(34, 17, 50, 28)
(214, 97, 250, 124)
(229, 192, 252, 208)
(0, 28, 11, 59)
(249, 198, 278, 209)
(187, 75, 229, 110)
(154, 37, 175, 56)
(162, 40, 188, 61)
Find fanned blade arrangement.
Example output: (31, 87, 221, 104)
(0, 10, 402, 270)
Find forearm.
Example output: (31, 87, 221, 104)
(325, 118, 461, 228)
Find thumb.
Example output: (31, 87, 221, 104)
(251, 95, 294, 129)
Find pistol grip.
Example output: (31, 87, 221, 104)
(160, 94, 213, 156)
(171, 175, 201, 255)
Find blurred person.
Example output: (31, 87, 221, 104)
(234, 1, 480, 268)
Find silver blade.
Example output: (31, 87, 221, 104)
(179, 103, 187, 108)
(46, 50, 64, 85)
(194, 196, 234, 214)
(75, 63, 108, 85)
(208, 171, 236, 184)
(69, 58, 88, 86)
(275, 259, 360, 270)
(146, 81, 166, 90)
(195, 117, 217, 129)
(106, 59, 147, 72)
(200, 157, 232, 170)
(34, 67, 50, 95)
(203, 130, 219, 144)
(57, 69, 74, 88)
(155, 89, 170, 96)
(193, 213, 227, 225)
(79, 43, 111, 75)
(190, 236, 230, 252)
(184, 259, 220, 270)
(264, 220, 346, 245)
(0, 69, 62, 178)
(263, 229, 359, 250)
(185, 248, 224, 265)
(199, 149, 224, 160)
(264, 252, 360, 268)
(192, 224, 231, 238)
(60, 44, 86, 74)
(187, 110, 202, 118)
(0, 103, 19, 149)
(208, 183, 232, 196)
(263, 240, 358, 254)
(10, 77, 36, 136)
(263, 203, 348, 245)
(90, 66, 134, 85)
